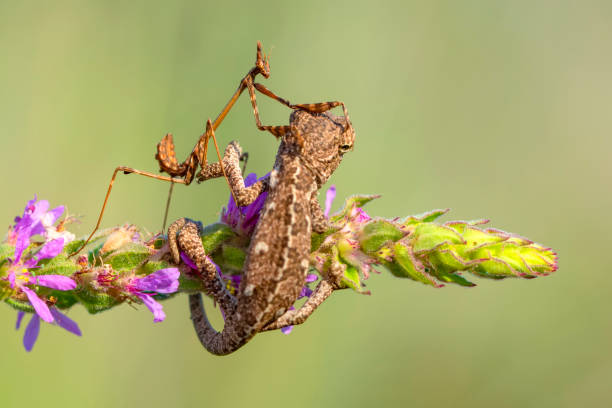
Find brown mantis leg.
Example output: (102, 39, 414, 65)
(155, 41, 272, 181)
(68, 167, 188, 257)
(68, 120, 230, 257)
(154, 42, 272, 217)
(157, 120, 233, 196)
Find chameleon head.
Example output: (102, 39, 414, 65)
(288, 110, 355, 186)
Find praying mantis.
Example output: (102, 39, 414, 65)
(73, 42, 355, 355)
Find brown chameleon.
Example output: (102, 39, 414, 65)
(168, 107, 355, 355)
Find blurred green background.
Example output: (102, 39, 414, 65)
(1, 0, 610, 407)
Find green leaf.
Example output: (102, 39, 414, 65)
(411, 223, 465, 253)
(342, 264, 362, 291)
(63, 239, 87, 256)
(51, 291, 80, 309)
(328, 246, 368, 294)
(106, 243, 151, 271)
(311, 229, 335, 252)
(359, 220, 404, 253)
(178, 274, 205, 292)
(445, 222, 505, 248)
(389, 243, 440, 286)
(220, 245, 246, 271)
(5, 297, 35, 313)
(426, 243, 473, 271)
(75, 287, 119, 314)
(200, 223, 236, 254)
(152, 238, 165, 249)
(402, 209, 449, 225)
(36, 255, 79, 277)
(428, 266, 476, 287)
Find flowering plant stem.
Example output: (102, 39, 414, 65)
(0, 189, 557, 351)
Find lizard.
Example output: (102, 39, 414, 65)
(167, 106, 355, 355)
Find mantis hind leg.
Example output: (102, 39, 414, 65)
(68, 166, 188, 257)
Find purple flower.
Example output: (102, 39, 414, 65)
(4, 197, 80, 351)
(127, 268, 180, 322)
(12, 196, 70, 262)
(324, 185, 336, 218)
(16, 308, 81, 352)
(221, 173, 268, 236)
(298, 273, 318, 298)
(352, 207, 371, 223)
(281, 307, 296, 335)
(7, 236, 75, 323)
(282, 274, 319, 335)
(5, 198, 77, 324)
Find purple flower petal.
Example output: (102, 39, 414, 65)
(14, 230, 32, 263)
(31, 199, 50, 218)
(230, 274, 241, 287)
(180, 252, 199, 270)
(23, 258, 38, 269)
(133, 268, 180, 294)
(50, 308, 81, 336)
(8, 271, 16, 289)
(244, 172, 258, 187)
(36, 238, 65, 260)
(324, 185, 336, 218)
(23, 314, 40, 352)
(24, 196, 38, 211)
(207, 256, 221, 275)
(29, 222, 47, 238)
(22, 287, 53, 323)
(299, 286, 313, 299)
(137, 293, 166, 323)
(242, 192, 267, 234)
(354, 208, 371, 223)
(298, 274, 317, 298)
(131, 231, 141, 242)
(20, 200, 50, 237)
(16, 311, 25, 329)
(222, 172, 270, 235)
(14, 197, 42, 229)
(35, 275, 77, 291)
(281, 306, 295, 335)
(305, 273, 318, 283)
(43, 205, 65, 227)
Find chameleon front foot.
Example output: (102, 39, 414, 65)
(168, 217, 237, 314)
(262, 280, 335, 332)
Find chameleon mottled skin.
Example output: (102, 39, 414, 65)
(169, 110, 354, 355)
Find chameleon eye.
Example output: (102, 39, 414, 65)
(339, 144, 352, 153)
